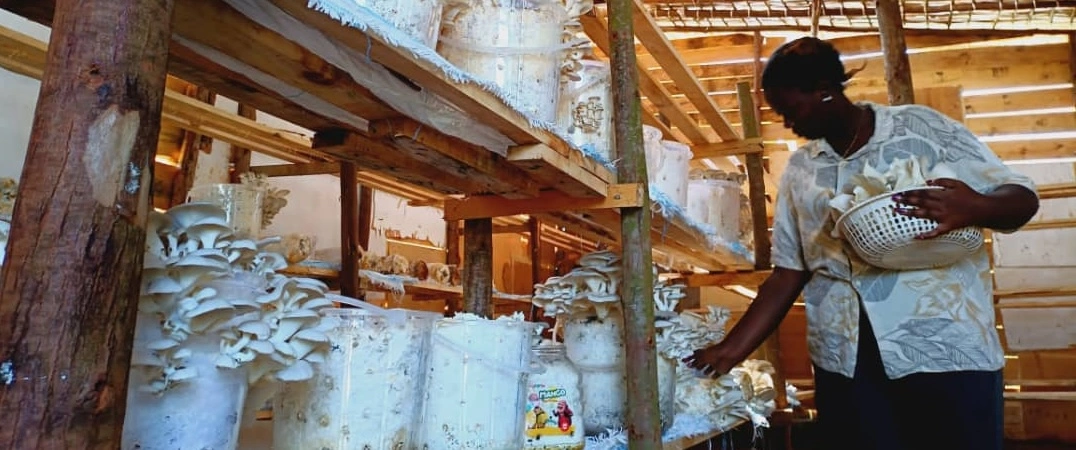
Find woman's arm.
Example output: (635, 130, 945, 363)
(682, 267, 811, 376)
(895, 179, 1039, 239)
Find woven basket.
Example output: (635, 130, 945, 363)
(834, 186, 984, 270)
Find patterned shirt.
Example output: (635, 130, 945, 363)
(771, 103, 1037, 379)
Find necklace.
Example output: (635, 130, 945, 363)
(840, 107, 866, 158)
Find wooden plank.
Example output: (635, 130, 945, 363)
(174, 0, 397, 122)
(692, 138, 764, 159)
(989, 139, 1076, 161)
(443, 184, 646, 221)
(627, 0, 739, 141)
(507, 144, 609, 198)
(367, 118, 541, 199)
(999, 307, 1076, 351)
(253, 162, 339, 177)
(968, 112, 1076, 136)
(683, 270, 772, 287)
(1006, 349, 1076, 381)
(312, 131, 480, 195)
(269, 0, 573, 156)
(580, 13, 715, 145)
(965, 87, 1075, 115)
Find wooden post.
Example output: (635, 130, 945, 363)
(607, 0, 661, 444)
(171, 85, 215, 206)
(462, 218, 493, 317)
(737, 82, 788, 411)
(876, 0, 915, 105)
(357, 185, 373, 253)
(810, 0, 823, 37)
(528, 217, 542, 321)
(228, 103, 256, 183)
(340, 161, 361, 298)
(445, 219, 461, 266)
(0, 0, 175, 447)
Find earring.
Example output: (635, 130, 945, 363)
(821, 95, 834, 103)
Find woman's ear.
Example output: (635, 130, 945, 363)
(821, 92, 834, 103)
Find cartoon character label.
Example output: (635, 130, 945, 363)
(523, 382, 585, 449)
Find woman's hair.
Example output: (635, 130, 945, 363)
(761, 37, 863, 93)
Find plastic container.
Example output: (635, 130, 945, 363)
(563, 311, 626, 435)
(835, 186, 983, 270)
(523, 341, 585, 449)
(272, 307, 439, 450)
(651, 140, 694, 207)
(123, 331, 248, 450)
(358, 0, 445, 48)
(416, 314, 543, 449)
(187, 184, 264, 239)
(642, 125, 664, 184)
(438, 0, 569, 122)
(557, 60, 613, 162)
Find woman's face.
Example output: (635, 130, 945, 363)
(765, 86, 833, 140)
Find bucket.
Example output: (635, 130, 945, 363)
(416, 315, 544, 449)
(272, 304, 439, 449)
(187, 184, 264, 239)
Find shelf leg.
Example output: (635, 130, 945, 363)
(0, 0, 176, 446)
(608, 0, 661, 444)
(462, 218, 493, 317)
(340, 161, 361, 298)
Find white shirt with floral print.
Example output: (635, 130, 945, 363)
(772, 102, 1038, 379)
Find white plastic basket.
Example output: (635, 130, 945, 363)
(834, 186, 984, 270)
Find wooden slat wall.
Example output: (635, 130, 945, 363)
(664, 34, 1075, 164)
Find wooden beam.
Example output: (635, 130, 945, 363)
(507, 144, 609, 198)
(682, 270, 773, 287)
(0, 0, 175, 446)
(368, 118, 542, 199)
(357, 185, 373, 254)
(462, 218, 494, 318)
(610, 0, 662, 442)
(340, 161, 361, 298)
(445, 219, 461, 266)
(629, 0, 739, 142)
(528, 217, 543, 321)
(443, 184, 646, 221)
(252, 162, 339, 177)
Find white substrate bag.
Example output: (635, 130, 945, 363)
(416, 313, 543, 449)
(437, 0, 570, 123)
(563, 312, 626, 435)
(123, 322, 248, 450)
(272, 307, 439, 449)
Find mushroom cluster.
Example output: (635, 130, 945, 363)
(134, 202, 333, 395)
(531, 250, 623, 320)
(655, 306, 731, 361)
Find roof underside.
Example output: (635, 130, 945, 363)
(631, 0, 1076, 32)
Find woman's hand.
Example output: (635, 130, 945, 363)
(892, 178, 986, 239)
(682, 342, 739, 378)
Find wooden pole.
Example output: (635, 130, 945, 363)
(461, 218, 493, 317)
(876, 0, 915, 105)
(0, 0, 175, 447)
(357, 185, 373, 253)
(528, 217, 542, 321)
(340, 161, 361, 298)
(445, 219, 461, 266)
(607, 0, 661, 445)
(228, 103, 256, 183)
(171, 85, 215, 206)
(737, 82, 788, 411)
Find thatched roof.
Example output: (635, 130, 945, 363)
(633, 0, 1076, 32)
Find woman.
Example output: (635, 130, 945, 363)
(683, 37, 1039, 450)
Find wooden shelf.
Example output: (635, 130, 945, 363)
(280, 265, 532, 304)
